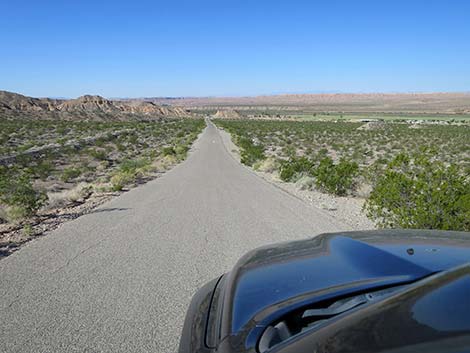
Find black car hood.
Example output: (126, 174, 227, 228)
(219, 230, 470, 348)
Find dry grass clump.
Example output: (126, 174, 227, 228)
(45, 183, 92, 210)
(0, 205, 30, 223)
(153, 155, 178, 171)
(253, 157, 279, 173)
(295, 176, 316, 190)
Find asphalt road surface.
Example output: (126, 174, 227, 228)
(0, 121, 348, 353)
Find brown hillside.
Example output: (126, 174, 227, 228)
(0, 90, 191, 120)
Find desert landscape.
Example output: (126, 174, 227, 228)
(0, 90, 205, 256)
(2, 1, 470, 352)
(2, 88, 469, 352)
(2, 90, 469, 256)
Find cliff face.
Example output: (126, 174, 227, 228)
(0, 91, 191, 120)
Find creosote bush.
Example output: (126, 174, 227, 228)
(278, 156, 358, 195)
(162, 146, 176, 156)
(0, 171, 47, 220)
(279, 157, 314, 182)
(238, 137, 265, 166)
(314, 157, 359, 196)
(61, 167, 82, 182)
(364, 153, 470, 231)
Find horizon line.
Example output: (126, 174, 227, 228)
(3, 88, 470, 100)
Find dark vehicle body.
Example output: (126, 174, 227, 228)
(179, 230, 470, 353)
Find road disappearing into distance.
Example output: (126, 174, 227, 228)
(0, 121, 348, 352)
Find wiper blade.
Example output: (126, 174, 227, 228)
(301, 294, 367, 319)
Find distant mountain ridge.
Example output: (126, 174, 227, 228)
(3, 90, 469, 118)
(0, 91, 190, 120)
(148, 92, 470, 114)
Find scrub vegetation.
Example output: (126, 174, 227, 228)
(216, 119, 470, 231)
(0, 118, 204, 224)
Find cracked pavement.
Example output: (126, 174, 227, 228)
(0, 121, 349, 353)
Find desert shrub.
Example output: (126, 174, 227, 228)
(116, 143, 126, 152)
(56, 137, 67, 145)
(295, 175, 316, 190)
(0, 172, 47, 219)
(314, 157, 359, 196)
(110, 158, 154, 190)
(3, 205, 30, 222)
(238, 137, 265, 166)
(175, 144, 190, 159)
(128, 134, 139, 144)
(46, 183, 92, 209)
(253, 157, 279, 173)
(34, 160, 55, 180)
(22, 224, 34, 237)
(118, 158, 150, 173)
(110, 171, 136, 191)
(364, 153, 470, 230)
(60, 167, 82, 182)
(279, 157, 314, 182)
(154, 155, 178, 171)
(162, 146, 176, 156)
(89, 148, 107, 160)
(15, 153, 33, 167)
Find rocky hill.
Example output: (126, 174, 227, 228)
(0, 90, 59, 112)
(57, 95, 120, 113)
(0, 91, 190, 120)
(213, 109, 242, 119)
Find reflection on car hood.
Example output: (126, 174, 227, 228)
(221, 230, 470, 336)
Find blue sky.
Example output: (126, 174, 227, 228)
(1, 0, 469, 97)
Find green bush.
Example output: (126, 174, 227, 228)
(175, 144, 190, 159)
(314, 157, 359, 196)
(279, 157, 314, 182)
(34, 160, 55, 180)
(162, 146, 176, 156)
(89, 148, 107, 160)
(0, 172, 47, 219)
(238, 137, 265, 166)
(118, 158, 150, 173)
(364, 153, 470, 230)
(60, 167, 82, 182)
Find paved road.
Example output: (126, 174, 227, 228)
(0, 121, 348, 353)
